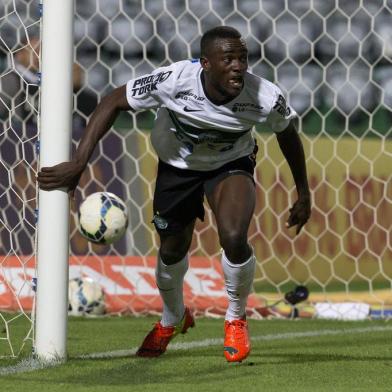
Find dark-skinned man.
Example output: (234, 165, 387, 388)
(38, 26, 311, 363)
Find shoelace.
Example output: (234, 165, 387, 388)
(228, 321, 247, 341)
(153, 322, 175, 338)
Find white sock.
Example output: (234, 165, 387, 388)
(156, 254, 188, 327)
(221, 250, 256, 322)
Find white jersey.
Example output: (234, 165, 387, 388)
(126, 60, 296, 171)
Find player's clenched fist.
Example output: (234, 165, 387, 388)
(286, 194, 311, 235)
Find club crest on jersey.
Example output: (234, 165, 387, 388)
(152, 214, 168, 230)
(131, 71, 173, 96)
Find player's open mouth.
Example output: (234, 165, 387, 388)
(229, 78, 243, 88)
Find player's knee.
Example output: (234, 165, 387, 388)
(159, 247, 188, 265)
(219, 228, 249, 261)
(220, 227, 247, 247)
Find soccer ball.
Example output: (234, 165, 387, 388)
(78, 191, 128, 245)
(68, 277, 105, 316)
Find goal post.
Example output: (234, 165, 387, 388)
(34, 0, 74, 360)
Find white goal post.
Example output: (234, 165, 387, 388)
(0, 0, 391, 360)
(34, 0, 74, 360)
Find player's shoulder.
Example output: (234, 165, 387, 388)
(134, 59, 199, 91)
(156, 59, 200, 92)
(169, 59, 201, 79)
(242, 72, 291, 117)
(244, 71, 282, 99)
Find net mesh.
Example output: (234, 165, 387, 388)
(1, 0, 391, 357)
(0, 0, 40, 357)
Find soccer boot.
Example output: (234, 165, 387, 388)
(223, 319, 250, 362)
(136, 307, 195, 357)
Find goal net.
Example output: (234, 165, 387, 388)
(1, 0, 391, 357)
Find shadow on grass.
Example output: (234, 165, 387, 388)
(9, 349, 265, 387)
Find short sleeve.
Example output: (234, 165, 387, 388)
(125, 65, 176, 111)
(265, 87, 297, 133)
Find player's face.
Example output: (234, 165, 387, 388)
(201, 38, 248, 102)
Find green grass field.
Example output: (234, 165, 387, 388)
(1, 316, 392, 391)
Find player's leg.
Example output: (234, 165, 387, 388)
(137, 161, 203, 357)
(206, 172, 256, 362)
(206, 173, 256, 319)
(156, 221, 195, 327)
(136, 222, 196, 358)
(136, 223, 196, 358)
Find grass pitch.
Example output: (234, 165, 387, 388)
(1, 316, 392, 391)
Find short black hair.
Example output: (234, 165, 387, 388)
(200, 26, 242, 56)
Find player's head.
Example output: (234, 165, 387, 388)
(200, 26, 248, 102)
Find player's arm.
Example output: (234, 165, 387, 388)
(276, 120, 311, 234)
(37, 85, 132, 193)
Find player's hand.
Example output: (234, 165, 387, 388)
(286, 193, 311, 235)
(37, 161, 84, 198)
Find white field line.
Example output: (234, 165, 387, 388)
(76, 324, 392, 360)
(0, 357, 63, 376)
(1, 325, 392, 376)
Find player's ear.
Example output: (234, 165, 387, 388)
(200, 56, 210, 71)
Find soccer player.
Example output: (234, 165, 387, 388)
(37, 26, 311, 362)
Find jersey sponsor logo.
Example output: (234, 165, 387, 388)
(273, 94, 291, 117)
(167, 109, 250, 153)
(232, 102, 264, 113)
(183, 106, 203, 112)
(175, 90, 205, 102)
(131, 71, 173, 96)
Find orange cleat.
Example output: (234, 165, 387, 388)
(223, 319, 251, 362)
(136, 307, 195, 358)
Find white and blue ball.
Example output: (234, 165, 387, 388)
(78, 192, 128, 245)
(68, 277, 105, 316)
